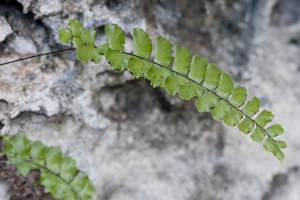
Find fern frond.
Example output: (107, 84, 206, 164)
(59, 20, 287, 163)
(0, 134, 96, 200)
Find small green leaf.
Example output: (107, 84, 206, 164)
(251, 127, 265, 142)
(211, 100, 232, 121)
(242, 97, 261, 117)
(106, 48, 131, 71)
(59, 28, 73, 43)
(178, 82, 206, 100)
(77, 45, 102, 64)
(229, 86, 247, 108)
(223, 109, 243, 127)
(172, 44, 192, 75)
(10, 134, 31, 159)
(202, 64, 222, 91)
(275, 140, 287, 149)
(128, 57, 152, 79)
(165, 75, 190, 96)
(61, 191, 78, 200)
(40, 168, 57, 193)
(133, 28, 152, 59)
(188, 55, 208, 84)
(72, 37, 83, 49)
(105, 23, 125, 51)
(45, 147, 62, 174)
(2, 138, 16, 157)
(275, 149, 285, 164)
(15, 162, 38, 176)
(216, 73, 233, 100)
(81, 29, 96, 47)
(70, 172, 90, 193)
(195, 92, 219, 112)
(78, 183, 96, 200)
(154, 35, 173, 67)
(68, 20, 84, 37)
(255, 110, 274, 128)
(263, 137, 275, 152)
(266, 124, 284, 138)
(96, 43, 109, 54)
(51, 180, 72, 199)
(60, 156, 77, 183)
(147, 66, 173, 88)
(30, 141, 47, 166)
(237, 117, 255, 134)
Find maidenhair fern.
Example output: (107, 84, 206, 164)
(0, 134, 96, 200)
(59, 19, 286, 164)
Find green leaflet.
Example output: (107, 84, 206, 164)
(266, 124, 284, 138)
(251, 127, 265, 142)
(72, 37, 83, 49)
(242, 97, 261, 117)
(147, 66, 173, 88)
(188, 55, 208, 83)
(255, 110, 274, 128)
(202, 64, 222, 91)
(1, 134, 96, 200)
(105, 23, 125, 51)
(59, 28, 73, 43)
(224, 109, 243, 127)
(229, 86, 247, 108)
(178, 82, 206, 100)
(165, 75, 190, 96)
(172, 44, 192, 75)
(59, 20, 287, 163)
(154, 35, 173, 67)
(77, 45, 102, 64)
(81, 29, 96, 47)
(96, 43, 109, 55)
(133, 28, 152, 59)
(10, 134, 31, 159)
(69, 19, 84, 37)
(211, 100, 232, 121)
(216, 73, 233, 100)
(30, 141, 47, 165)
(196, 92, 219, 112)
(237, 117, 255, 134)
(106, 48, 131, 71)
(128, 57, 153, 79)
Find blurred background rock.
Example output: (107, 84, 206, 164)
(0, 0, 300, 199)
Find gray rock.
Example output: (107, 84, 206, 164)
(0, 0, 300, 200)
(17, 0, 62, 19)
(0, 17, 13, 43)
(8, 34, 37, 55)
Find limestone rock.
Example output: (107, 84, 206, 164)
(0, 0, 300, 200)
(0, 17, 13, 43)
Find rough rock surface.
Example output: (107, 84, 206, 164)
(0, 0, 300, 200)
(0, 16, 13, 43)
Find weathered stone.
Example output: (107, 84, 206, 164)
(0, 17, 13, 43)
(17, 0, 62, 19)
(0, 0, 300, 200)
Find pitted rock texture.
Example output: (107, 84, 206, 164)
(0, 16, 13, 43)
(0, 0, 300, 200)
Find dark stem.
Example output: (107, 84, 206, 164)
(0, 48, 76, 66)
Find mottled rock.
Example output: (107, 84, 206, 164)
(0, 0, 300, 200)
(8, 34, 37, 55)
(17, 0, 62, 19)
(0, 17, 13, 43)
